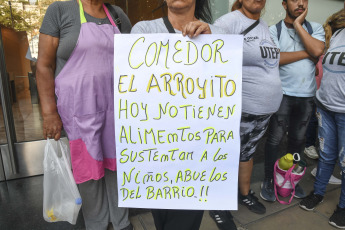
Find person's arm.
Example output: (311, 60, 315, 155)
(280, 50, 317, 65)
(293, 8, 324, 58)
(36, 33, 62, 140)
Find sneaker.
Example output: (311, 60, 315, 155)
(260, 178, 276, 202)
(239, 192, 266, 214)
(311, 167, 342, 185)
(299, 192, 323, 211)
(304, 146, 319, 159)
(329, 206, 345, 229)
(209, 210, 237, 230)
(121, 223, 134, 230)
(294, 184, 306, 198)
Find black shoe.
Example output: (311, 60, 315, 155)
(239, 192, 266, 214)
(260, 178, 276, 202)
(209, 210, 237, 230)
(299, 192, 323, 211)
(329, 206, 345, 229)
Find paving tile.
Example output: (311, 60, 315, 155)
(129, 215, 146, 230)
(232, 181, 299, 226)
(245, 206, 332, 230)
(315, 189, 341, 218)
(200, 211, 245, 230)
(135, 212, 156, 230)
(200, 211, 218, 230)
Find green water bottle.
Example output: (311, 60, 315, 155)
(278, 153, 294, 170)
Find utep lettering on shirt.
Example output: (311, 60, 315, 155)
(259, 39, 280, 68)
(322, 49, 345, 72)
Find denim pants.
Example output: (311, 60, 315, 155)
(264, 95, 314, 179)
(305, 103, 318, 148)
(314, 107, 345, 208)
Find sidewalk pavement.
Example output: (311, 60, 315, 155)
(0, 136, 342, 230)
(128, 160, 342, 230)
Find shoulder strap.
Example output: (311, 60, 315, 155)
(276, 20, 283, 41)
(163, 16, 176, 34)
(241, 19, 260, 36)
(333, 28, 344, 38)
(304, 20, 313, 35)
(276, 20, 313, 41)
(104, 3, 122, 31)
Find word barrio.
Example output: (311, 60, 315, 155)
(114, 34, 243, 210)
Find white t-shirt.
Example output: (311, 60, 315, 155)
(317, 28, 345, 113)
(214, 10, 283, 115)
(270, 21, 325, 97)
(131, 17, 224, 34)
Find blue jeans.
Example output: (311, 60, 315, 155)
(305, 104, 318, 147)
(264, 95, 314, 179)
(314, 106, 345, 208)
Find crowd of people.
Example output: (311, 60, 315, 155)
(35, 0, 345, 229)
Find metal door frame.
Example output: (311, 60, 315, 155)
(0, 27, 18, 179)
(0, 27, 49, 181)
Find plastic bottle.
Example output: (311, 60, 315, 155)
(278, 153, 294, 170)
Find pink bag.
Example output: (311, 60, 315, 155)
(273, 160, 306, 205)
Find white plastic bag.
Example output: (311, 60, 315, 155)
(43, 139, 82, 224)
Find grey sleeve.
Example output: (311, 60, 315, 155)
(113, 6, 132, 34)
(209, 24, 226, 34)
(131, 21, 149, 34)
(39, 2, 61, 38)
(269, 25, 280, 48)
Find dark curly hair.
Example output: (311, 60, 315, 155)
(162, 0, 213, 23)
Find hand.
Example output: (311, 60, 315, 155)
(43, 112, 63, 140)
(294, 7, 308, 27)
(182, 21, 211, 38)
(309, 56, 319, 64)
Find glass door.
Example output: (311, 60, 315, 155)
(0, 0, 167, 181)
(0, 0, 48, 181)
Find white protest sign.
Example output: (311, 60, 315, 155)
(114, 34, 243, 210)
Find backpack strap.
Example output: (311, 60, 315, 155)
(276, 20, 283, 41)
(333, 28, 344, 38)
(104, 3, 122, 31)
(304, 20, 313, 35)
(276, 20, 313, 41)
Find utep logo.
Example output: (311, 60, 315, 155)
(322, 45, 345, 73)
(259, 39, 280, 68)
(244, 36, 259, 43)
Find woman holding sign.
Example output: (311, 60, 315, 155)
(36, 0, 133, 229)
(131, 1, 224, 230)
(210, 0, 283, 228)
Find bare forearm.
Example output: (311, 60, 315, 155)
(294, 23, 324, 58)
(36, 65, 58, 116)
(279, 51, 310, 66)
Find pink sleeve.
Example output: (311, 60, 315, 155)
(315, 55, 324, 89)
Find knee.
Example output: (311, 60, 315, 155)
(318, 149, 338, 165)
(266, 131, 284, 146)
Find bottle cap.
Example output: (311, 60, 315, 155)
(75, 198, 82, 205)
(286, 154, 293, 162)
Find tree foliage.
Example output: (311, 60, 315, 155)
(0, 0, 57, 32)
(0, 0, 33, 31)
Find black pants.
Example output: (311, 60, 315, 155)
(264, 95, 314, 179)
(151, 209, 204, 230)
